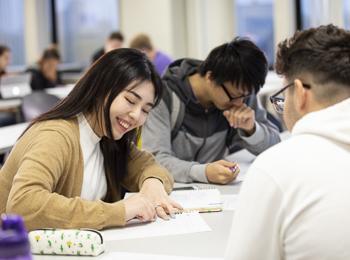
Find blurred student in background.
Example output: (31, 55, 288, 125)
(0, 44, 16, 127)
(0, 45, 11, 77)
(28, 48, 62, 90)
(130, 33, 172, 76)
(91, 31, 124, 63)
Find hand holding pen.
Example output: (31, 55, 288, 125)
(205, 160, 240, 184)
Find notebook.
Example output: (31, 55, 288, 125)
(0, 73, 32, 99)
(125, 188, 223, 213)
(170, 188, 223, 213)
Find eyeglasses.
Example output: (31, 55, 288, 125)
(220, 84, 251, 101)
(269, 82, 311, 114)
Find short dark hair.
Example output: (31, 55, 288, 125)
(0, 44, 10, 56)
(130, 34, 153, 51)
(198, 37, 268, 94)
(275, 24, 350, 87)
(108, 31, 124, 42)
(41, 48, 60, 61)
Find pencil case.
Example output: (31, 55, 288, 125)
(28, 228, 104, 256)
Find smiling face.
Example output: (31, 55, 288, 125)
(109, 80, 155, 140)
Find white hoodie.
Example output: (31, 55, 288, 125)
(225, 98, 350, 260)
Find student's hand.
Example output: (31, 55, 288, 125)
(123, 193, 156, 222)
(140, 178, 183, 220)
(223, 104, 256, 136)
(205, 160, 239, 185)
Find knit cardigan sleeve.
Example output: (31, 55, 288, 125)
(5, 123, 126, 231)
(122, 144, 174, 194)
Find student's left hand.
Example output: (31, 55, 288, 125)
(140, 178, 183, 220)
(223, 104, 256, 136)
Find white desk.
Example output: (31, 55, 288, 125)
(0, 122, 29, 154)
(46, 84, 74, 99)
(0, 99, 22, 112)
(259, 71, 283, 96)
(0, 85, 73, 112)
(31, 149, 253, 260)
(32, 189, 237, 260)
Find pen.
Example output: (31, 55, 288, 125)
(229, 165, 239, 173)
(175, 207, 222, 214)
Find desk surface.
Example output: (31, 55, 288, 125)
(33, 189, 237, 260)
(0, 85, 73, 112)
(0, 98, 22, 111)
(31, 150, 249, 260)
(46, 84, 74, 99)
(259, 71, 283, 96)
(0, 122, 29, 153)
(15, 133, 286, 259)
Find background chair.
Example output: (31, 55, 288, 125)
(21, 91, 60, 122)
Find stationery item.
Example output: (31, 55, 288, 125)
(229, 164, 239, 173)
(102, 212, 211, 241)
(173, 186, 198, 191)
(0, 214, 32, 260)
(28, 229, 104, 256)
(170, 188, 223, 213)
(124, 188, 223, 213)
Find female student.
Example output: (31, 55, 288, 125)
(29, 47, 63, 90)
(0, 45, 17, 127)
(0, 44, 11, 77)
(0, 48, 181, 231)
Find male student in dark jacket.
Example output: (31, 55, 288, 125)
(142, 38, 280, 184)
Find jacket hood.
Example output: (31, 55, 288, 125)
(292, 97, 350, 146)
(162, 59, 201, 103)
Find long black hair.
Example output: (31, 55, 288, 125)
(27, 48, 163, 202)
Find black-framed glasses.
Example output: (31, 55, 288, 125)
(269, 82, 311, 114)
(220, 84, 251, 101)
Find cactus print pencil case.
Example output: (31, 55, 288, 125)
(28, 228, 104, 256)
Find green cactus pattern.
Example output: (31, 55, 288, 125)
(29, 229, 103, 256)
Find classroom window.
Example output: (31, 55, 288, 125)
(344, 0, 350, 29)
(297, 0, 342, 30)
(0, 0, 25, 66)
(55, 0, 120, 65)
(234, 0, 274, 67)
(299, 0, 327, 29)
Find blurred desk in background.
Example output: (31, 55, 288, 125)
(46, 84, 74, 99)
(0, 122, 28, 154)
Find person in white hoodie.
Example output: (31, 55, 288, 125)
(225, 24, 350, 260)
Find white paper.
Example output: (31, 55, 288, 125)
(169, 189, 222, 210)
(101, 212, 211, 241)
(221, 194, 239, 211)
(100, 252, 223, 260)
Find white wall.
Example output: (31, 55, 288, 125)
(120, 0, 234, 60)
(119, 0, 187, 59)
(24, 0, 51, 64)
(273, 0, 296, 52)
(185, 0, 234, 59)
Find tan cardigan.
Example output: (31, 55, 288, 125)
(0, 118, 173, 231)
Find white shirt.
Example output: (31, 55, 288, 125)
(78, 114, 107, 200)
(225, 98, 350, 260)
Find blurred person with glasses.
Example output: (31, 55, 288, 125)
(142, 38, 281, 185)
(226, 24, 350, 260)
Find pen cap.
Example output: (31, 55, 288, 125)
(0, 214, 32, 259)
